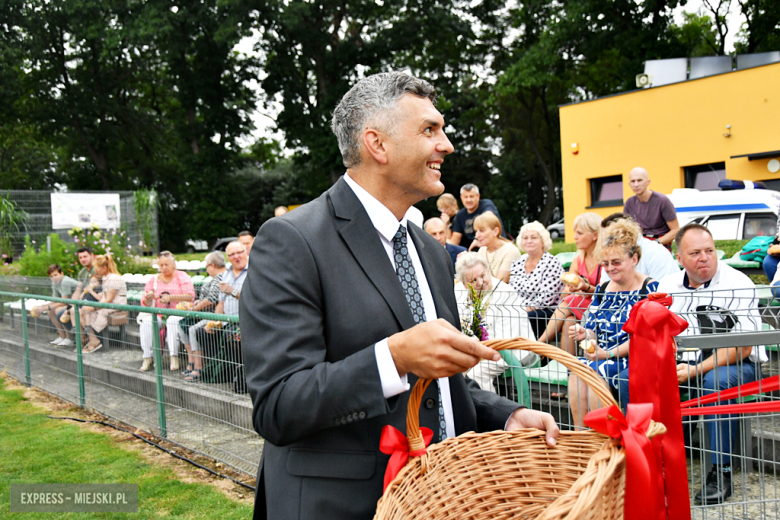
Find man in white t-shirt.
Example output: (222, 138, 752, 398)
(654, 224, 766, 506)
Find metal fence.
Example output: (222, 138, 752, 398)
(2, 190, 158, 256)
(2, 277, 780, 516)
(0, 279, 257, 477)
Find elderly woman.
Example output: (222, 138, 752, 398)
(79, 255, 127, 353)
(474, 211, 521, 283)
(138, 251, 195, 371)
(178, 252, 227, 382)
(537, 213, 602, 354)
(509, 221, 565, 339)
(455, 253, 536, 393)
(568, 218, 658, 428)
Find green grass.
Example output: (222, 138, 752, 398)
(0, 377, 253, 519)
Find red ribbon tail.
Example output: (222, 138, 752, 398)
(680, 375, 779, 408)
(681, 400, 780, 416)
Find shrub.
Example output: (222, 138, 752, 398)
(17, 226, 155, 277)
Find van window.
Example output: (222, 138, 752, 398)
(744, 213, 778, 240)
(704, 215, 740, 240)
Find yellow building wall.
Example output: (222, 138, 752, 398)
(560, 62, 780, 241)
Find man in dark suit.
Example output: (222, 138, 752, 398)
(240, 72, 558, 520)
(424, 216, 466, 269)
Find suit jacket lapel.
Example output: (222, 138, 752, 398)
(408, 224, 457, 327)
(329, 179, 417, 331)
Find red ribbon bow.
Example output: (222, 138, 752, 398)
(379, 425, 433, 492)
(584, 403, 660, 520)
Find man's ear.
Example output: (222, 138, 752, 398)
(362, 128, 389, 165)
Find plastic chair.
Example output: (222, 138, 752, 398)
(555, 252, 577, 269)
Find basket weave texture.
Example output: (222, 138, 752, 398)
(373, 338, 665, 520)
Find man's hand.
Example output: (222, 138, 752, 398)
(505, 408, 559, 447)
(676, 363, 697, 383)
(218, 282, 233, 294)
(388, 319, 500, 379)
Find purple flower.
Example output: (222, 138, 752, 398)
(1, 254, 6, 258)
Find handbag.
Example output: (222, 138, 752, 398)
(740, 235, 774, 261)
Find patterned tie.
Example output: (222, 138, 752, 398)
(392, 225, 447, 441)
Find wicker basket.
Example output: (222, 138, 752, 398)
(374, 338, 666, 520)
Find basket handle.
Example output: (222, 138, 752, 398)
(406, 337, 618, 452)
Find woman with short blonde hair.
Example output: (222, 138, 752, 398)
(474, 211, 520, 283)
(509, 221, 564, 339)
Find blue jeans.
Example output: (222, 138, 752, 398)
(619, 360, 757, 465)
(763, 254, 779, 282)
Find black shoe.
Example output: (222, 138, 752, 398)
(695, 466, 732, 505)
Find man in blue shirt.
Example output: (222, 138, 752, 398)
(450, 183, 505, 251)
(208, 240, 248, 392)
(424, 217, 465, 270)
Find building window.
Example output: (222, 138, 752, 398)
(588, 175, 623, 208)
(684, 162, 726, 191)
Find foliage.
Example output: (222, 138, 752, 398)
(17, 227, 154, 278)
(3, 0, 776, 242)
(0, 193, 29, 258)
(133, 189, 160, 252)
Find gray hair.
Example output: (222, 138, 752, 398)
(204, 251, 225, 268)
(460, 183, 479, 194)
(455, 253, 489, 284)
(331, 71, 437, 168)
(517, 221, 553, 253)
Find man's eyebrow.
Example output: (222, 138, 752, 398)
(423, 119, 442, 128)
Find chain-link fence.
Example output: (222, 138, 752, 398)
(2, 190, 158, 256)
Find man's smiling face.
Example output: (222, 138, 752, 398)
(382, 94, 453, 202)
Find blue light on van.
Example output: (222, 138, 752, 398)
(676, 203, 771, 212)
(718, 179, 767, 190)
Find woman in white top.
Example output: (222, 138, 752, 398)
(475, 211, 521, 283)
(509, 221, 565, 339)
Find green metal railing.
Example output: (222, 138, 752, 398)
(1, 291, 240, 439)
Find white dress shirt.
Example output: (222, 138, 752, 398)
(343, 173, 455, 438)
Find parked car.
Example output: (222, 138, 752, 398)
(185, 239, 209, 253)
(211, 237, 238, 252)
(667, 181, 780, 240)
(547, 219, 565, 239)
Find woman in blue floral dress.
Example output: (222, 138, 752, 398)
(568, 218, 658, 428)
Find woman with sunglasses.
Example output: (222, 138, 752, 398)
(567, 218, 658, 428)
(139, 251, 195, 371)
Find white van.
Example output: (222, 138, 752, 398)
(667, 181, 780, 240)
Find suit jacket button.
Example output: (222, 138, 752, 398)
(352, 412, 359, 420)
(358, 411, 366, 419)
(334, 418, 341, 425)
(347, 415, 354, 423)
(425, 398, 435, 409)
